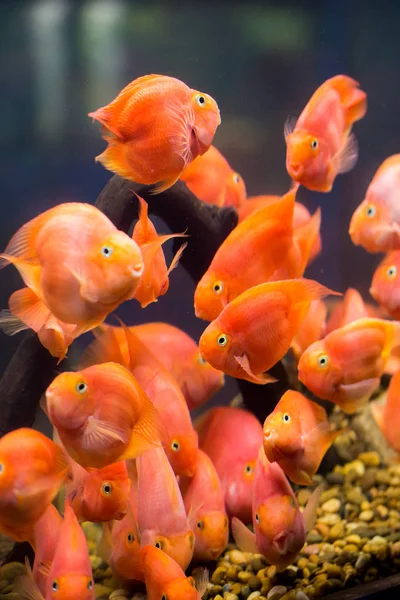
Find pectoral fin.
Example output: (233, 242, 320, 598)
(234, 354, 277, 385)
(231, 517, 259, 553)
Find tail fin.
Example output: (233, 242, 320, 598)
(327, 75, 367, 128)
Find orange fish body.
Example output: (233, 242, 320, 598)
(290, 299, 327, 360)
(180, 145, 246, 207)
(195, 407, 263, 523)
(65, 456, 130, 522)
(140, 546, 206, 600)
(99, 480, 143, 583)
(137, 446, 194, 571)
(181, 449, 229, 561)
(285, 75, 367, 192)
(0, 428, 69, 542)
(238, 197, 322, 265)
(133, 322, 224, 410)
(298, 317, 400, 413)
(89, 74, 221, 193)
(0, 203, 143, 359)
(18, 502, 95, 600)
(371, 371, 400, 454)
(199, 278, 338, 384)
(45, 362, 161, 469)
(132, 196, 187, 308)
(194, 187, 297, 322)
(349, 154, 400, 253)
(32, 505, 63, 595)
(83, 325, 199, 477)
(232, 449, 320, 566)
(370, 251, 400, 319)
(263, 391, 341, 485)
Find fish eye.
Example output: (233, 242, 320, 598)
(87, 580, 93, 590)
(196, 94, 206, 106)
(171, 440, 180, 452)
(155, 539, 164, 549)
(217, 334, 228, 347)
(387, 265, 397, 279)
(101, 482, 113, 496)
(196, 520, 204, 530)
(366, 205, 376, 218)
(213, 280, 224, 295)
(310, 139, 318, 149)
(233, 173, 240, 184)
(127, 532, 135, 543)
(244, 463, 253, 475)
(197, 354, 207, 366)
(76, 381, 87, 394)
(52, 581, 59, 592)
(317, 354, 329, 368)
(282, 413, 291, 423)
(255, 513, 260, 523)
(101, 245, 113, 258)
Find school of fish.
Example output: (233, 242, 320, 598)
(1, 71, 400, 598)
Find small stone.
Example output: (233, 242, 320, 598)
(241, 587, 251, 599)
(306, 532, 322, 544)
(342, 564, 356, 583)
(247, 593, 260, 600)
(94, 584, 113, 598)
(318, 513, 340, 525)
(359, 469, 377, 490)
(238, 572, 251, 584)
(360, 500, 371, 511)
(363, 542, 388, 560)
(230, 551, 247, 565)
(314, 523, 330, 538)
(227, 567, 240, 581)
(359, 510, 374, 522)
(346, 487, 366, 505)
(224, 594, 239, 600)
(214, 596, 224, 600)
(326, 472, 344, 485)
(212, 567, 227, 585)
(303, 544, 321, 556)
(349, 526, 375, 538)
(376, 505, 389, 519)
(223, 585, 231, 593)
(230, 584, 242, 595)
(358, 452, 380, 467)
(260, 580, 272, 596)
(320, 488, 340, 503)
(328, 522, 345, 541)
(267, 586, 287, 600)
(212, 586, 224, 595)
(309, 554, 319, 564)
(345, 534, 362, 546)
(343, 460, 365, 477)
(376, 470, 390, 485)
(297, 558, 308, 569)
(266, 566, 276, 579)
(391, 541, 400, 557)
(90, 555, 102, 570)
(297, 489, 311, 506)
(363, 567, 378, 583)
(321, 498, 341, 513)
(248, 577, 262, 592)
(343, 543, 359, 552)
(251, 557, 266, 573)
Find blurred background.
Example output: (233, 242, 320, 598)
(0, 0, 399, 412)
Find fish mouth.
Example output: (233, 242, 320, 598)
(289, 163, 303, 177)
(128, 263, 144, 278)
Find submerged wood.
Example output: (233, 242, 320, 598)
(0, 174, 289, 439)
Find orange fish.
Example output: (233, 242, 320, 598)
(65, 457, 130, 523)
(89, 74, 221, 193)
(137, 446, 194, 571)
(83, 325, 199, 477)
(98, 479, 143, 583)
(232, 449, 321, 566)
(199, 278, 338, 384)
(181, 449, 228, 561)
(180, 145, 246, 208)
(0, 203, 143, 359)
(298, 317, 400, 414)
(263, 391, 342, 485)
(325, 288, 370, 334)
(290, 299, 327, 360)
(140, 545, 208, 600)
(285, 75, 367, 192)
(238, 197, 322, 265)
(45, 362, 162, 469)
(17, 501, 94, 600)
(370, 251, 400, 319)
(133, 322, 224, 410)
(371, 371, 400, 454)
(194, 186, 298, 322)
(349, 155, 400, 253)
(132, 196, 187, 308)
(31, 505, 63, 595)
(195, 407, 263, 523)
(0, 428, 69, 543)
